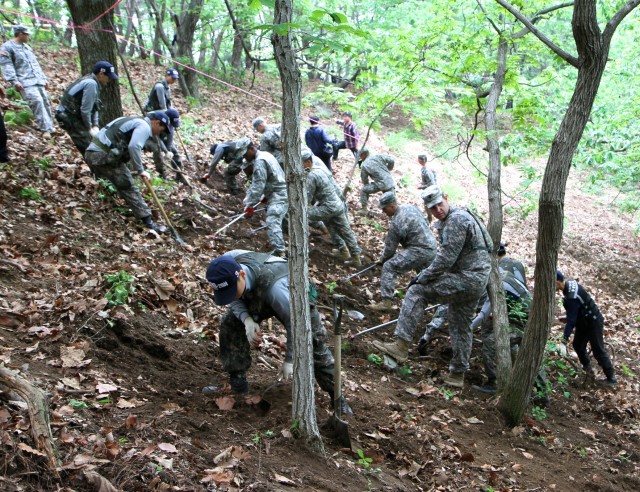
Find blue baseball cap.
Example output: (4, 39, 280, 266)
(166, 68, 180, 79)
(94, 61, 119, 80)
(148, 111, 172, 134)
(165, 108, 180, 129)
(206, 255, 242, 305)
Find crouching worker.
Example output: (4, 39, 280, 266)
(205, 250, 352, 414)
(84, 111, 171, 232)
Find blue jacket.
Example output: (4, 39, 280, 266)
(305, 125, 334, 158)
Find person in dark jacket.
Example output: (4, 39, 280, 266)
(305, 115, 335, 171)
(556, 270, 616, 387)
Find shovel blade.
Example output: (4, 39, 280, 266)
(326, 414, 351, 448)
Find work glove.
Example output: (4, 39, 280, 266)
(558, 342, 567, 357)
(164, 151, 174, 161)
(244, 318, 261, 346)
(139, 171, 150, 181)
(89, 126, 99, 137)
(278, 361, 293, 381)
(376, 258, 385, 266)
(244, 207, 255, 218)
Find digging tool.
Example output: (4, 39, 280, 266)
(141, 177, 187, 247)
(213, 202, 261, 237)
(227, 207, 266, 220)
(328, 294, 351, 448)
(350, 304, 441, 340)
(338, 263, 379, 285)
(256, 377, 287, 413)
(175, 130, 195, 163)
(250, 225, 267, 234)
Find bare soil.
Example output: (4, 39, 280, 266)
(0, 46, 639, 491)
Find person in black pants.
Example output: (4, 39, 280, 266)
(556, 270, 617, 387)
(0, 86, 9, 162)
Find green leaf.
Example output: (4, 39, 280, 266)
(70, 399, 88, 408)
(259, 0, 274, 8)
(329, 12, 348, 24)
(248, 0, 262, 9)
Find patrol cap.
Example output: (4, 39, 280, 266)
(379, 191, 397, 208)
(165, 108, 180, 128)
(166, 68, 180, 79)
(206, 255, 242, 306)
(309, 115, 320, 124)
(556, 270, 564, 282)
(148, 111, 172, 134)
(13, 25, 30, 36)
(386, 158, 395, 171)
(93, 61, 118, 80)
(301, 148, 313, 162)
(418, 154, 428, 161)
(252, 117, 265, 131)
(233, 137, 252, 159)
(358, 147, 370, 160)
(422, 185, 444, 208)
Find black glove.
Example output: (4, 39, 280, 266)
(376, 259, 385, 266)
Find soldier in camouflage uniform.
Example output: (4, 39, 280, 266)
(56, 61, 118, 153)
(144, 68, 179, 111)
(358, 148, 395, 213)
(241, 144, 288, 256)
(302, 149, 362, 266)
(204, 250, 352, 413)
(0, 26, 54, 136)
(200, 137, 251, 195)
(253, 117, 283, 166)
(372, 185, 491, 388)
(370, 192, 437, 312)
(84, 112, 171, 233)
(498, 242, 527, 286)
(417, 154, 438, 222)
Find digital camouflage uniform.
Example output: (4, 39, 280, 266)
(144, 80, 171, 111)
(0, 39, 53, 132)
(360, 154, 395, 208)
(395, 207, 491, 373)
(56, 74, 102, 153)
(84, 116, 155, 219)
(499, 256, 527, 286)
(379, 205, 437, 299)
(219, 250, 335, 394)
(244, 150, 288, 254)
(259, 124, 283, 166)
(306, 161, 361, 257)
(419, 166, 438, 221)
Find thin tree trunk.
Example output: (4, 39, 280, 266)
(483, 35, 511, 391)
(273, 0, 324, 454)
(211, 28, 225, 70)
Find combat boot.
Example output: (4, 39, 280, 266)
(332, 247, 351, 260)
(443, 372, 465, 388)
(371, 338, 409, 363)
(602, 375, 617, 388)
(370, 298, 393, 312)
(346, 254, 362, 267)
(141, 215, 167, 233)
(229, 372, 249, 394)
(472, 378, 496, 395)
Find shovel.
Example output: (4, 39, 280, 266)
(327, 294, 351, 448)
(141, 177, 188, 248)
(175, 130, 195, 163)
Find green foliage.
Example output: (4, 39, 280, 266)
(4, 109, 33, 126)
(440, 386, 454, 401)
(367, 353, 382, 366)
(361, 217, 385, 232)
(105, 271, 136, 306)
(398, 366, 412, 378)
(35, 157, 52, 170)
(326, 281, 338, 294)
(69, 399, 88, 409)
(356, 448, 373, 469)
(385, 129, 422, 153)
(6, 87, 21, 100)
(398, 174, 413, 188)
(20, 187, 43, 202)
(251, 429, 274, 444)
(531, 406, 547, 421)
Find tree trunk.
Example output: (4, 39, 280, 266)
(483, 35, 511, 391)
(118, 0, 135, 54)
(497, 0, 637, 425)
(273, 0, 324, 454)
(171, 0, 203, 98)
(211, 28, 225, 70)
(66, 0, 123, 125)
(231, 33, 243, 71)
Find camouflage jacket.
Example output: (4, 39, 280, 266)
(244, 150, 286, 206)
(418, 166, 438, 189)
(260, 124, 283, 163)
(306, 166, 345, 221)
(381, 205, 437, 262)
(0, 40, 47, 87)
(361, 154, 395, 191)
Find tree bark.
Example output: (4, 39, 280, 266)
(483, 35, 511, 391)
(0, 366, 60, 477)
(498, 0, 640, 425)
(273, 0, 324, 454)
(66, 0, 123, 125)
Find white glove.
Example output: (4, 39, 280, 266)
(558, 343, 567, 357)
(278, 361, 293, 381)
(139, 171, 150, 181)
(164, 151, 174, 160)
(244, 318, 261, 346)
(89, 126, 100, 137)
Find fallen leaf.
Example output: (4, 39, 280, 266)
(157, 442, 178, 453)
(467, 417, 484, 424)
(61, 345, 88, 368)
(512, 463, 523, 472)
(201, 470, 234, 484)
(154, 279, 175, 300)
(274, 472, 296, 485)
(580, 427, 597, 439)
(18, 443, 46, 457)
(215, 396, 235, 410)
(125, 414, 138, 429)
(522, 451, 534, 459)
(96, 383, 118, 394)
(116, 398, 136, 409)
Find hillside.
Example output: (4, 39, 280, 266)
(1, 46, 639, 491)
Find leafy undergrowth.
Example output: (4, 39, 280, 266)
(1, 46, 639, 491)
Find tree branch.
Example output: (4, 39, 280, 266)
(476, 0, 502, 35)
(494, 0, 579, 67)
(513, 2, 575, 39)
(603, 0, 640, 43)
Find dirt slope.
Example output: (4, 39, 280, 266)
(0, 46, 639, 491)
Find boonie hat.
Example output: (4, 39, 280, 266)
(379, 191, 397, 208)
(93, 61, 119, 80)
(13, 25, 30, 36)
(233, 137, 251, 160)
(422, 185, 444, 208)
(166, 68, 180, 79)
(206, 255, 242, 306)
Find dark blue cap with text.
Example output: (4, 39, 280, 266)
(206, 255, 242, 305)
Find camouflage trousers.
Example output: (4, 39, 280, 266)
(310, 205, 361, 256)
(360, 183, 393, 208)
(84, 150, 151, 219)
(266, 196, 288, 253)
(422, 304, 449, 340)
(21, 85, 53, 133)
(56, 112, 90, 153)
(395, 272, 487, 373)
(224, 160, 243, 194)
(218, 305, 335, 394)
(380, 247, 435, 299)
